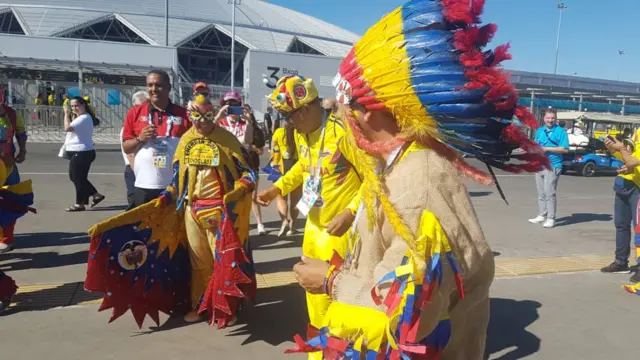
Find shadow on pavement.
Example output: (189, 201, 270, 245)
(12, 231, 88, 249)
(254, 257, 300, 274)
(554, 213, 612, 227)
(228, 284, 306, 347)
(89, 205, 128, 212)
(484, 298, 541, 360)
(470, 191, 493, 197)
(1, 250, 88, 271)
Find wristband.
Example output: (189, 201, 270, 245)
(322, 265, 337, 295)
(327, 270, 340, 297)
(135, 136, 143, 144)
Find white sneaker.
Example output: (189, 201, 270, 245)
(257, 224, 267, 235)
(528, 216, 546, 224)
(543, 219, 555, 228)
(0, 243, 12, 253)
(277, 221, 288, 237)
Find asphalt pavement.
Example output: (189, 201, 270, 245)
(0, 143, 637, 360)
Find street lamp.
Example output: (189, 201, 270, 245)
(165, 0, 169, 46)
(228, 0, 241, 90)
(554, 2, 568, 74)
(617, 50, 626, 81)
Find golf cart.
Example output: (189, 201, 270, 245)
(557, 111, 640, 177)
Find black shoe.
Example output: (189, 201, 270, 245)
(601, 261, 631, 274)
(630, 270, 640, 283)
(0, 298, 12, 314)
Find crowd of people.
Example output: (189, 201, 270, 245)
(1, 0, 640, 359)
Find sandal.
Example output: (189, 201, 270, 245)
(90, 195, 106, 208)
(65, 205, 85, 212)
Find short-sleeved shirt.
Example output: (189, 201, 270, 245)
(534, 125, 570, 169)
(64, 114, 94, 152)
(122, 102, 191, 189)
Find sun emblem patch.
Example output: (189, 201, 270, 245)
(293, 84, 307, 99)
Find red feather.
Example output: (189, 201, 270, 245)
(477, 24, 497, 46)
(515, 106, 540, 129)
(460, 49, 486, 67)
(491, 43, 513, 66)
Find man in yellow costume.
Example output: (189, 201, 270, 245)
(256, 75, 362, 358)
(286, 0, 549, 359)
(85, 96, 257, 329)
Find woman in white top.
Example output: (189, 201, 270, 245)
(216, 90, 267, 235)
(63, 96, 104, 212)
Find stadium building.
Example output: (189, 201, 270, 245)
(0, 0, 639, 142)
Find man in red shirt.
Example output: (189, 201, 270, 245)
(122, 70, 191, 207)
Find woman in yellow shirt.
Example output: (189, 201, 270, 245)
(263, 118, 301, 237)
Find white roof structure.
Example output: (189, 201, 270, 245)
(557, 111, 640, 125)
(0, 0, 359, 57)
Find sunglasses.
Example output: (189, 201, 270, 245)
(190, 110, 216, 123)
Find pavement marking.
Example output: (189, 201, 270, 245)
(8, 253, 612, 310)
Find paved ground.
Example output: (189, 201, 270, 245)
(0, 143, 638, 359)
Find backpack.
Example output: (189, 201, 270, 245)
(251, 116, 266, 149)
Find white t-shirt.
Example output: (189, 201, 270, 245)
(133, 136, 180, 189)
(64, 114, 94, 151)
(120, 128, 130, 166)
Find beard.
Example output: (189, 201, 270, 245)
(345, 110, 406, 155)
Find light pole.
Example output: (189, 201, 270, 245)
(165, 0, 169, 46)
(617, 50, 626, 81)
(554, 2, 568, 74)
(228, 0, 241, 89)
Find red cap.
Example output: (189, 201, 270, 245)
(193, 82, 208, 92)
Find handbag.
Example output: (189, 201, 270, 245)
(58, 143, 71, 160)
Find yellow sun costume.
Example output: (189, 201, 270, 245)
(285, 0, 549, 359)
(85, 99, 257, 329)
(269, 76, 363, 357)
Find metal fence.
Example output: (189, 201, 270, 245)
(3, 79, 246, 143)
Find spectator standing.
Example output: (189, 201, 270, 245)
(528, 108, 569, 228)
(63, 97, 105, 212)
(601, 131, 640, 278)
(122, 91, 149, 210)
(122, 70, 191, 208)
(217, 91, 267, 235)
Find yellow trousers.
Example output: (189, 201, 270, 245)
(302, 222, 350, 360)
(184, 206, 216, 309)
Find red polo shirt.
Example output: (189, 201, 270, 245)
(122, 102, 191, 141)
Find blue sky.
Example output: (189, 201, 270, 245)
(269, 0, 640, 83)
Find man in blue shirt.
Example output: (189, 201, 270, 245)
(529, 108, 569, 228)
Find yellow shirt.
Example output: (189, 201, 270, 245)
(272, 127, 297, 161)
(274, 113, 362, 260)
(615, 136, 640, 188)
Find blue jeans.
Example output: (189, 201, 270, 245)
(614, 177, 640, 265)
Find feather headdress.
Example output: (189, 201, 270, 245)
(333, 0, 549, 181)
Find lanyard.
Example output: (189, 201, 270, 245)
(307, 109, 329, 178)
(148, 111, 173, 137)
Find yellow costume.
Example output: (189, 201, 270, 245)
(263, 127, 296, 182)
(269, 76, 363, 358)
(85, 100, 257, 329)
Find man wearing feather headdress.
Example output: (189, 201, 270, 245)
(286, 0, 548, 359)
